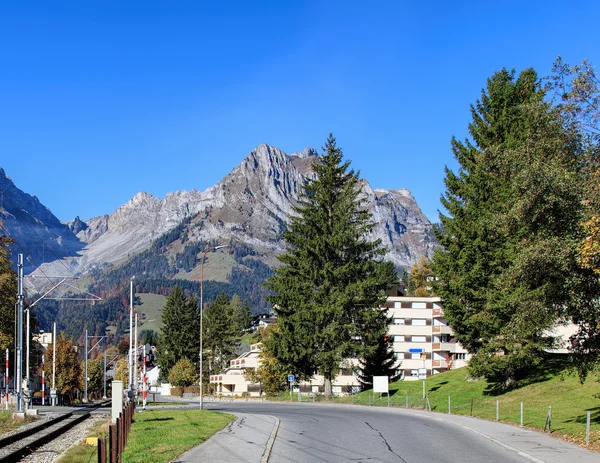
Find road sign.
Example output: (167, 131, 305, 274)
(418, 374, 426, 380)
(408, 348, 423, 353)
(418, 368, 427, 374)
(288, 374, 295, 382)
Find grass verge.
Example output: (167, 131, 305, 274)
(55, 418, 110, 463)
(0, 410, 37, 435)
(122, 409, 234, 463)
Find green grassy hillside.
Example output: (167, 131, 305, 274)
(136, 293, 167, 333)
(343, 356, 600, 451)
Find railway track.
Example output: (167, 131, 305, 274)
(0, 401, 110, 462)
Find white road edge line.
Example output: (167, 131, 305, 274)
(261, 416, 281, 463)
(427, 415, 546, 463)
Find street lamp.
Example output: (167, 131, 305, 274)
(199, 245, 229, 410)
(129, 276, 135, 399)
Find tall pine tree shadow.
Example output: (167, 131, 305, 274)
(483, 354, 570, 396)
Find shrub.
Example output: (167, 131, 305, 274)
(168, 358, 197, 387)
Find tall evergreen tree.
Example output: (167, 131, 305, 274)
(230, 294, 251, 334)
(203, 292, 242, 382)
(357, 334, 401, 391)
(434, 68, 593, 388)
(158, 286, 199, 378)
(0, 232, 16, 351)
(265, 134, 396, 397)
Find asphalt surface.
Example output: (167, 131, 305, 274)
(34, 399, 599, 462)
(181, 400, 599, 463)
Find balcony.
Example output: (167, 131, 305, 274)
(432, 342, 460, 353)
(432, 325, 453, 334)
(432, 360, 448, 368)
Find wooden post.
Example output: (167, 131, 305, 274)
(470, 397, 474, 416)
(109, 423, 117, 463)
(118, 415, 123, 456)
(98, 437, 106, 463)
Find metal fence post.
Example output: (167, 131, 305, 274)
(586, 410, 591, 446)
(496, 400, 499, 422)
(520, 402, 523, 427)
(448, 396, 450, 414)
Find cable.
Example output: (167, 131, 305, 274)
(0, 186, 80, 281)
(0, 226, 68, 299)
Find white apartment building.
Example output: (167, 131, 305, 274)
(384, 296, 470, 380)
(210, 296, 471, 395)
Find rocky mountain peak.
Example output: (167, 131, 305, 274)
(67, 216, 88, 234)
(0, 168, 83, 272)
(4, 143, 438, 276)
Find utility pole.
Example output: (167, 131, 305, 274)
(41, 354, 45, 405)
(51, 322, 57, 406)
(25, 304, 30, 408)
(129, 277, 134, 399)
(199, 245, 229, 410)
(83, 329, 88, 403)
(16, 254, 24, 413)
(103, 349, 107, 399)
(134, 313, 138, 397)
(5, 348, 8, 410)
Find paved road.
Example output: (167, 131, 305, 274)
(177, 401, 599, 463)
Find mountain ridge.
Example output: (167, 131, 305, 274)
(2, 144, 437, 279)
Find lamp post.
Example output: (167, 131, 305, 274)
(129, 276, 135, 399)
(199, 245, 229, 410)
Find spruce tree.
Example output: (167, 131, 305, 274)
(357, 334, 401, 391)
(203, 293, 242, 381)
(265, 134, 396, 397)
(434, 68, 592, 388)
(158, 286, 199, 378)
(0, 232, 16, 351)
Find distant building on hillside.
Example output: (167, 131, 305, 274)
(209, 296, 472, 396)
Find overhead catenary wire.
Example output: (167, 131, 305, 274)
(0, 187, 102, 304)
(0, 185, 82, 287)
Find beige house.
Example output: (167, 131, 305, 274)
(210, 296, 471, 395)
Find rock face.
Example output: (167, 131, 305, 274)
(2, 144, 438, 276)
(0, 168, 83, 272)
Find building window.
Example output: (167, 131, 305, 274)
(412, 335, 426, 343)
(410, 369, 419, 376)
(412, 302, 427, 309)
(393, 335, 405, 343)
(393, 318, 405, 325)
(411, 353, 421, 360)
(412, 319, 426, 326)
(455, 353, 466, 360)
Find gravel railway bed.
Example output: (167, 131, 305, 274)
(0, 408, 109, 463)
(22, 415, 107, 463)
(0, 413, 89, 462)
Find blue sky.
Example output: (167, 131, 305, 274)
(1, 1, 598, 223)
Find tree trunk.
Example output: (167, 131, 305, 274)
(324, 374, 332, 400)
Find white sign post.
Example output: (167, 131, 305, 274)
(373, 376, 390, 407)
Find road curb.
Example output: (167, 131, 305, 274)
(261, 416, 280, 463)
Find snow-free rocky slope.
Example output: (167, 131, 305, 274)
(1, 144, 437, 277)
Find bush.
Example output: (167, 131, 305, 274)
(168, 358, 197, 387)
(170, 386, 184, 397)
